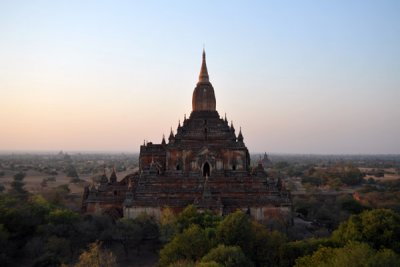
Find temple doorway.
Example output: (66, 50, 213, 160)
(203, 162, 210, 177)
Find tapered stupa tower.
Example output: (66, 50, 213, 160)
(192, 49, 216, 111)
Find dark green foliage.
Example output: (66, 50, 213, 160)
(1, 189, 399, 267)
(176, 205, 221, 232)
(340, 198, 367, 214)
(32, 252, 61, 267)
(135, 213, 160, 240)
(252, 222, 286, 267)
(293, 194, 368, 231)
(196, 262, 220, 267)
(281, 238, 338, 267)
(159, 208, 179, 243)
(339, 165, 364, 185)
(159, 225, 211, 266)
(159, 206, 220, 245)
(201, 245, 253, 267)
(40, 184, 71, 206)
(0, 224, 9, 266)
(13, 172, 26, 181)
(66, 164, 79, 178)
(295, 242, 400, 267)
(304, 164, 365, 188)
(301, 176, 322, 186)
(216, 211, 254, 256)
(161, 207, 398, 267)
(10, 172, 27, 196)
(113, 218, 143, 255)
(332, 209, 400, 252)
(0, 193, 160, 265)
(167, 260, 196, 267)
(48, 208, 80, 225)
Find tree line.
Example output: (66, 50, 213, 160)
(0, 186, 400, 266)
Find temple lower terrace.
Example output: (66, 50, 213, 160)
(82, 50, 292, 224)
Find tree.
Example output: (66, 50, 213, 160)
(75, 242, 117, 267)
(167, 260, 196, 267)
(196, 262, 220, 267)
(160, 207, 178, 243)
(340, 197, 366, 214)
(10, 172, 27, 196)
(176, 205, 202, 231)
(48, 209, 80, 225)
(0, 224, 9, 266)
(332, 209, 400, 252)
(113, 218, 143, 256)
(134, 213, 159, 240)
(176, 205, 221, 233)
(44, 236, 71, 263)
(159, 225, 211, 266)
(66, 165, 79, 179)
(281, 238, 336, 267)
(216, 211, 254, 256)
(295, 242, 400, 267)
(200, 245, 253, 267)
(13, 172, 26, 181)
(252, 222, 286, 267)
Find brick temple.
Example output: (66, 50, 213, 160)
(82, 50, 292, 223)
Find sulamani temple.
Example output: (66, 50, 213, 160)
(82, 50, 292, 224)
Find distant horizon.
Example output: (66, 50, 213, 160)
(1, 149, 399, 157)
(1, 1, 399, 154)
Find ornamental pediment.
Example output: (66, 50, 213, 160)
(197, 146, 213, 156)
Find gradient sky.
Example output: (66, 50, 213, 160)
(0, 1, 399, 154)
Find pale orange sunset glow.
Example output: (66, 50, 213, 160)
(0, 1, 399, 154)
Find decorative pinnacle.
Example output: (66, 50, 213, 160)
(162, 134, 166, 144)
(198, 49, 209, 83)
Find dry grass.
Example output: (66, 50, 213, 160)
(0, 169, 134, 194)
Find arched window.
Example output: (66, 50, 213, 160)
(176, 164, 180, 171)
(203, 162, 210, 177)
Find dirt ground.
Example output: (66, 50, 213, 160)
(360, 167, 400, 181)
(0, 169, 135, 195)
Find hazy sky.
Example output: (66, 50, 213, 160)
(0, 1, 399, 154)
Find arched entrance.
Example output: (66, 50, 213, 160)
(203, 162, 210, 177)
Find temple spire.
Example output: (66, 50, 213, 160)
(198, 49, 209, 83)
(238, 127, 244, 143)
(192, 49, 216, 111)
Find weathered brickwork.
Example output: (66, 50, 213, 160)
(82, 50, 292, 224)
